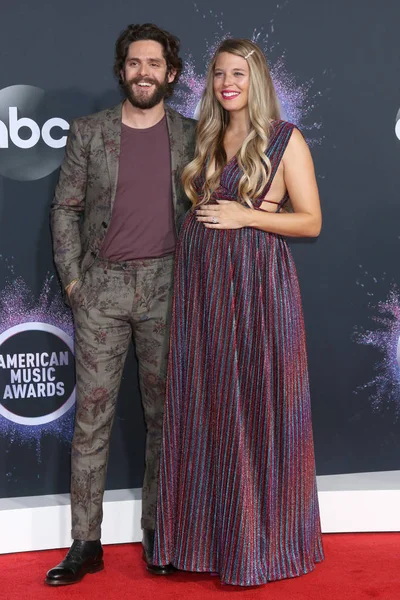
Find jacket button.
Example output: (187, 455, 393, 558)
(102, 221, 108, 228)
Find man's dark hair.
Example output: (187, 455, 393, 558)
(114, 23, 183, 97)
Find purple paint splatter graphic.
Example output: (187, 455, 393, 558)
(170, 4, 323, 143)
(354, 267, 400, 416)
(0, 273, 75, 453)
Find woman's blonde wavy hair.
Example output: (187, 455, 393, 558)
(182, 38, 280, 207)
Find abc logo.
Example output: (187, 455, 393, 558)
(396, 108, 400, 141)
(0, 85, 70, 181)
(0, 108, 67, 150)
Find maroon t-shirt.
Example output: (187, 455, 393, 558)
(101, 116, 175, 261)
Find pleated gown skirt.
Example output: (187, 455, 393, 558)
(153, 211, 324, 586)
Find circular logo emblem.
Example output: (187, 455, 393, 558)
(0, 85, 70, 181)
(396, 108, 400, 141)
(0, 322, 75, 425)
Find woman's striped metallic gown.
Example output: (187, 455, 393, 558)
(153, 121, 324, 586)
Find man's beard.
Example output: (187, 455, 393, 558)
(123, 75, 169, 109)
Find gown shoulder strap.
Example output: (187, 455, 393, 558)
(267, 120, 296, 179)
(255, 120, 297, 206)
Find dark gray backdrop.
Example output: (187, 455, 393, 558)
(1, 0, 399, 498)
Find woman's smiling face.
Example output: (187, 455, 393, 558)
(213, 52, 250, 113)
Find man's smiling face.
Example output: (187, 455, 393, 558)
(121, 40, 176, 110)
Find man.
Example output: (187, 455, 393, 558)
(45, 23, 196, 586)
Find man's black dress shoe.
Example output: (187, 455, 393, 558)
(142, 528, 176, 575)
(44, 540, 104, 586)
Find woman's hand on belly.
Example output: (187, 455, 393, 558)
(195, 200, 252, 230)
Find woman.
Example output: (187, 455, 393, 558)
(153, 38, 324, 587)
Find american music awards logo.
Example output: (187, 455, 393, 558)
(0, 275, 76, 443)
(0, 323, 75, 426)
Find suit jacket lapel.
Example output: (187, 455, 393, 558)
(101, 103, 122, 214)
(165, 105, 183, 211)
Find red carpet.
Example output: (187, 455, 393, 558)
(0, 534, 399, 600)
